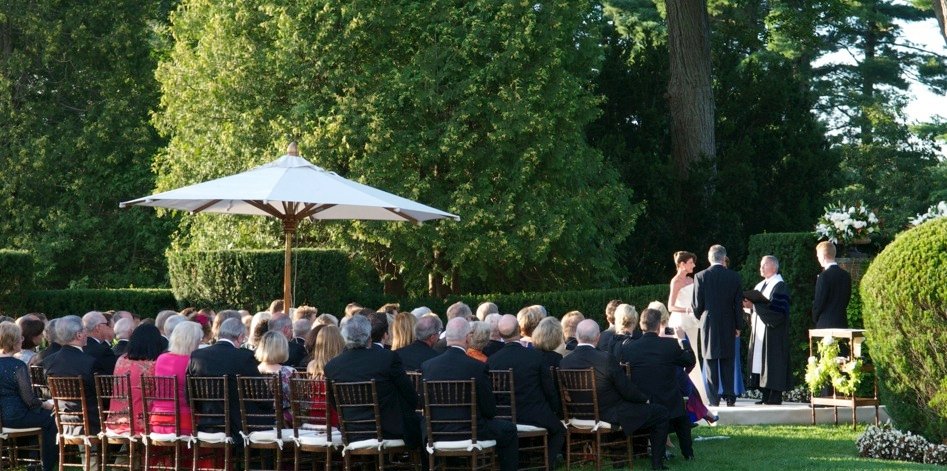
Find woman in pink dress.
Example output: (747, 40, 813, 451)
(150, 321, 203, 435)
(109, 324, 162, 435)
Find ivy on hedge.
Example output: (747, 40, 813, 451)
(27, 289, 177, 318)
(0, 250, 34, 315)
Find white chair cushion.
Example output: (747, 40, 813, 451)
(2, 427, 42, 434)
(246, 429, 297, 444)
(147, 432, 193, 443)
(431, 439, 497, 451)
(516, 424, 547, 433)
(196, 431, 231, 444)
(567, 418, 612, 430)
(296, 434, 343, 447)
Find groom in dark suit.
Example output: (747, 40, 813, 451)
(812, 241, 852, 329)
(692, 244, 744, 407)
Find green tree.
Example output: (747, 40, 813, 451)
(0, 0, 173, 289)
(154, 0, 637, 297)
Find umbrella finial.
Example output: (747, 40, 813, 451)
(287, 141, 299, 156)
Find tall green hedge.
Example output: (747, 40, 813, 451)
(27, 289, 178, 318)
(739, 232, 821, 382)
(861, 218, 947, 441)
(0, 250, 34, 315)
(167, 249, 354, 312)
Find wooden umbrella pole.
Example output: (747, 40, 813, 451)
(283, 219, 298, 313)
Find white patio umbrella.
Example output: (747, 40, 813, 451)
(121, 143, 459, 310)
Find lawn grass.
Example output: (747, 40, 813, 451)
(608, 424, 940, 470)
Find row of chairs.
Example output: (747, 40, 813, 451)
(13, 366, 635, 471)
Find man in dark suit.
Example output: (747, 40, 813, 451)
(488, 314, 565, 467)
(596, 299, 622, 351)
(433, 302, 473, 353)
(395, 314, 442, 371)
(44, 315, 101, 435)
(292, 319, 310, 347)
(187, 317, 260, 442)
(562, 320, 670, 471)
(35, 318, 62, 366)
(622, 309, 696, 461)
(268, 315, 307, 366)
(691, 244, 744, 407)
(812, 241, 852, 329)
(423, 318, 519, 471)
(112, 317, 133, 358)
(324, 314, 421, 448)
(480, 314, 504, 357)
(82, 311, 117, 375)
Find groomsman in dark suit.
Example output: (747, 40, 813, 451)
(812, 241, 852, 329)
(488, 315, 565, 467)
(82, 311, 117, 375)
(622, 309, 696, 461)
(325, 315, 421, 448)
(395, 315, 442, 371)
(691, 244, 744, 407)
(561, 320, 670, 471)
(422, 318, 519, 471)
(44, 315, 101, 434)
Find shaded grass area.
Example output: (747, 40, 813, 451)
(612, 424, 939, 470)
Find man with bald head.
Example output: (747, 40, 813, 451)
(561, 319, 670, 471)
(434, 302, 473, 352)
(422, 318, 518, 471)
(489, 315, 565, 467)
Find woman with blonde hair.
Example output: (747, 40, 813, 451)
(305, 325, 344, 428)
(390, 312, 417, 351)
(151, 321, 203, 434)
(257, 331, 296, 423)
(532, 317, 565, 369)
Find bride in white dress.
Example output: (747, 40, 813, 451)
(668, 251, 710, 405)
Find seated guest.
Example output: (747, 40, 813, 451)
(305, 324, 344, 428)
(488, 315, 564, 467)
(366, 310, 391, 349)
(560, 311, 584, 353)
(395, 314, 442, 371)
(561, 320, 670, 471)
(293, 305, 318, 323)
(622, 309, 696, 462)
(466, 321, 491, 363)
(434, 302, 473, 352)
(516, 306, 544, 347)
(154, 310, 178, 351)
(83, 311, 118, 374)
(33, 318, 61, 367)
(0, 322, 56, 471)
(532, 317, 564, 371)
(596, 300, 622, 351)
(268, 316, 306, 366)
(390, 312, 416, 351)
(292, 319, 311, 348)
(245, 312, 271, 350)
(422, 318, 518, 471)
(481, 313, 504, 357)
(314, 313, 338, 327)
(15, 317, 45, 365)
(112, 318, 134, 357)
(110, 324, 162, 435)
(475, 302, 499, 321)
(44, 315, 100, 434)
(610, 304, 641, 358)
(210, 310, 242, 343)
(151, 321, 203, 435)
(256, 331, 296, 423)
(188, 312, 213, 347)
(324, 315, 420, 448)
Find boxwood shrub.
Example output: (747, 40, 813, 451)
(27, 289, 178, 318)
(0, 250, 34, 315)
(861, 218, 947, 442)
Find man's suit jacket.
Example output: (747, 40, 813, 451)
(187, 340, 260, 437)
(560, 345, 653, 431)
(324, 346, 417, 440)
(488, 342, 562, 424)
(35, 342, 62, 366)
(395, 340, 439, 371)
(84, 337, 118, 374)
(285, 340, 307, 368)
(621, 332, 695, 418)
(422, 347, 497, 431)
(692, 264, 744, 359)
(812, 264, 851, 329)
(44, 345, 100, 433)
(481, 339, 504, 357)
(112, 339, 130, 358)
(596, 327, 616, 352)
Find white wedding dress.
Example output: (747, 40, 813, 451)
(669, 283, 711, 406)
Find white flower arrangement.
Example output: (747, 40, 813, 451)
(857, 423, 947, 465)
(814, 201, 879, 245)
(909, 201, 947, 226)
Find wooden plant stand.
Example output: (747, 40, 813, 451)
(808, 329, 880, 429)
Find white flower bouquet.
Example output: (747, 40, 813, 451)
(814, 201, 879, 245)
(909, 201, 947, 226)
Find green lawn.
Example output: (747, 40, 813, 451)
(609, 424, 939, 470)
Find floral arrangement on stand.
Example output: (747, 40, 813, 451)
(805, 337, 863, 396)
(814, 201, 880, 245)
(909, 201, 947, 226)
(857, 423, 947, 465)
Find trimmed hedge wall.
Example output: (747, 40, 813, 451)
(739, 232, 821, 383)
(862, 218, 947, 442)
(168, 249, 354, 312)
(0, 250, 34, 315)
(27, 289, 178, 318)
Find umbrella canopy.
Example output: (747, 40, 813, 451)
(121, 143, 459, 309)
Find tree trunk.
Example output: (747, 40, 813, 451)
(667, 0, 716, 178)
(934, 0, 947, 47)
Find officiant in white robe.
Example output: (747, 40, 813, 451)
(744, 255, 793, 405)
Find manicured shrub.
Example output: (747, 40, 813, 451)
(861, 217, 947, 442)
(739, 232, 821, 383)
(167, 249, 356, 312)
(27, 289, 178, 318)
(0, 250, 34, 315)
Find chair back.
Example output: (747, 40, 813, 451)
(488, 369, 516, 422)
(236, 375, 283, 436)
(406, 370, 424, 412)
(94, 374, 136, 435)
(29, 365, 49, 400)
(187, 376, 230, 437)
(48, 376, 94, 437)
(288, 377, 334, 439)
(140, 375, 182, 435)
(422, 379, 479, 445)
(330, 380, 383, 445)
(556, 368, 601, 422)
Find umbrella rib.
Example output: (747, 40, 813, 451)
(245, 200, 285, 219)
(299, 204, 336, 220)
(385, 207, 419, 223)
(191, 199, 222, 214)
